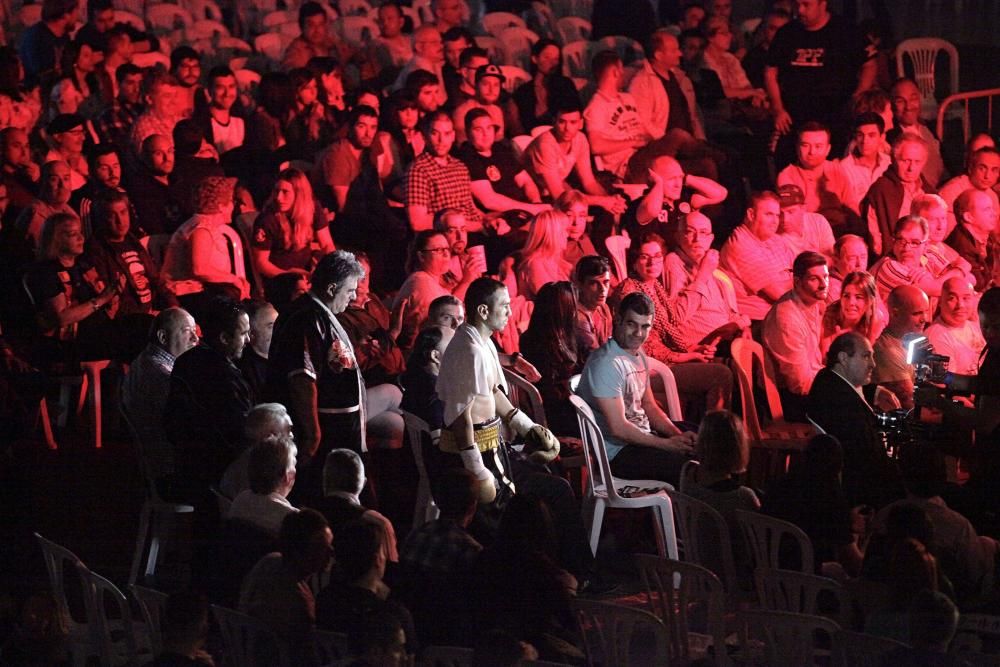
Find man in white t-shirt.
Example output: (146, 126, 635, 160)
(583, 49, 652, 180)
(925, 277, 986, 376)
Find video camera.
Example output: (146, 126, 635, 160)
(903, 333, 950, 385)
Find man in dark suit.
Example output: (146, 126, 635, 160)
(806, 330, 903, 507)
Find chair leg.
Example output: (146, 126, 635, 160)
(587, 501, 605, 557)
(89, 366, 102, 449)
(58, 381, 72, 428)
(75, 373, 89, 417)
(38, 398, 57, 450)
(130, 502, 152, 586)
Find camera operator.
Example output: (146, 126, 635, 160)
(807, 331, 904, 508)
(873, 285, 930, 410)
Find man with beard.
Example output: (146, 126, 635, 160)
(123, 134, 181, 237)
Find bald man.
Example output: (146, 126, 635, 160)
(948, 188, 999, 292)
(925, 278, 986, 376)
(873, 284, 930, 409)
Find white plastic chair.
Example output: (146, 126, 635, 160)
(338, 0, 372, 16)
(184, 0, 224, 22)
(473, 35, 504, 65)
(569, 395, 679, 559)
(634, 555, 733, 667)
(755, 567, 851, 628)
(17, 4, 41, 27)
(895, 37, 959, 121)
(262, 9, 295, 29)
(597, 35, 645, 66)
(80, 568, 140, 666)
(147, 4, 194, 33)
(734, 509, 814, 575)
(337, 15, 379, 46)
(401, 411, 440, 528)
(832, 630, 908, 667)
(217, 36, 253, 52)
(498, 27, 538, 69)
(604, 231, 631, 284)
(130, 585, 169, 656)
(482, 11, 527, 37)
(212, 605, 291, 667)
(549, 0, 593, 20)
(234, 68, 262, 90)
(254, 33, 287, 61)
(499, 65, 531, 93)
(132, 51, 172, 69)
(529, 123, 552, 138)
(113, 9, 146, 31)
(556, 16, 591, 45)
(503, 368, 547, 427)
(526, 1, 557, 40)
(739, 610, 840, 667)
(35, 533, 99, 667)
(562, 39, 592, 78)
(511, 134, 533, 159)
(277, 21, 302, 36)
(666, 490, 739, 599)
(187, 18, 229, 40)
(646, 356, 683, 422)
(572, 598, 670, 667)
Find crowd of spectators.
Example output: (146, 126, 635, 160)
(1, 0, 999, 664)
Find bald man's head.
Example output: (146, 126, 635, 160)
(887, 285, 929, 334)
(939, 278, 976, 327)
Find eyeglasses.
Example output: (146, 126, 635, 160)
(421, 246, 451, 255)
(638, 253, 663, 262)
(893, 237, 925, 248)
(683, 229, 713, 239)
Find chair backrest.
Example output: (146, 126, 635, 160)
(147, 3, 194, 31)
(597, 35, 645, 66)
(130, 584, 169, 656)
(556, 16, 591, 45)
(634, 555, 730, 667)
(337, 15, 379, 47)
(511, 134, 533, 158)
(569, 373, 581, 393)
(338, 0, 372, 16)
(401, 410, 440, 526)
(754, 567, 850, 627)
(262, 9, 295, 28)
(184, 0, 224, 22)
(422, 645, 475, 666)
(604, 232, 631, 284)
(234, 68, 262, 91)
(646, 355, 683, 421)
(740, 610, 840, 667)
(188, 18, 229, 40)
(17, 3, 42, 26)
(114, 9, 146, 31)
(499, 65, 531, 93)
(503, 368, 547, 427)
(734, 509, 814, 574)
(35, 532, 88, 628)
(831, 629, 907, 667)
(498, 26, 539, 70)
(254, 33, 286, 60)
(132, 51, 172, 69)
(572, 598, 670, 667)
(217, 36, 253, 53)
(473, 34, 504, 64)
(730, 337, 784, 436)
(313, 629, 350, 664)
(525, 1, 556, 40)
(569, 395, 614, 500)
(482, 11, 527, 37)
(80, 567, 139, 666)
(562, 39, 592, 78)
(895, 37, 960, 103)
(211, 604, 290, 667)
(666, 490, 738, 595)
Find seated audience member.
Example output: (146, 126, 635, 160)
(452, 64, 508, 144)
(245, 71, 293, 154)
(316, 521, 414, 645)
(873, 285, 930, 410)
(169, 46, 204, 120)
(870, 215, 960, 303)
(937, 146, 1000, 235)
(664, 211, 750, 344)
(22, 213, 122, 370)
(346, 608, 411, 667)
(862, 132, 934, 256)
(578, 291, 697, 485)
(432, 209, 477, 289)
(129, 69, 182, 157)
(517, 210, 572, 301)
(446, 45, 487, 112)
(162, 176, 250, 315)
(122, 308, 199, 496)
(864, 536, 942, 644)
(377, 91, 424, 200)
(252, 168, 334, 292)
(838, 112, 891, 214)
(84, 191, 171, 321)
(393, 230, 485, 342)
(455, 108, 547, 217)
(338, 253, 406, 385)
(821, 271, 885, 354)
(238, 300, 278, 402)
(573, 255, 613, 362)
(912, 193, 974, 285)
(628, 29, 706, 146)
(556, 190, 597, 266)
(948, 187, 998, 292)
(405, 111, 484, 232)
(806, 331, 904, 507)
(313, 104, 380, 215)
(426, 294, 464, 330)
(284, 67, 337, 162)
(873, 443, 999, 608)
(583, 49, 653, 181)
(762, 251, 829, 418)
(239, 509, 332, 665)
(762, 434, 866, 577)
(777, 122, 858, 235)
(73, 145, 128, 237)
(776, 183, 835, 258)
(15, 160, 77, 250)
(701, 16, 766, 105)
(520, 282, 584, 437)
(43, 114, 88, 193)
(890, 77, 946, 187)
(199, 66, 245, 157)
(625, 154, 726, 246)
(282, 1, 349, 70)
(123, 134, 182, 238)
(883, 590, 966, 665)
(368, 1, 412, 84)
(148, 592, 212, 667)
(681, 410, 760, 523)
(398, 327, 454, 485)
(613, 231, 732, 413)
(392, 24, 446, 99)
(398, 468, 481, 645)
(720, 191, 796, 322)
(165, 296, 253, 502)
(404, 68, 445, 118)
(94, 63, 144, 149)
(925, 277, 985, 376)
(524, 101, 626, 216)
(828, 233, 869, 301)
(170, 120, 226, 222)
(0, 128, 40, 223)
(511, 39, 581, 133)
(742, 8, 790, 88)
(219, 402, 295, 499)
(227, 438, 299, 538)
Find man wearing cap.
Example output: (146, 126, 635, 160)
(452, 64, 507, 145)
(44, 114, 89, 192)
(584, 49, 653, 180)
(777, 183, 836, 258)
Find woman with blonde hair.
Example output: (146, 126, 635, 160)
(821, 270, 886, 354)
(251, 167, 335, 287)
(516, 209, 572, 300)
